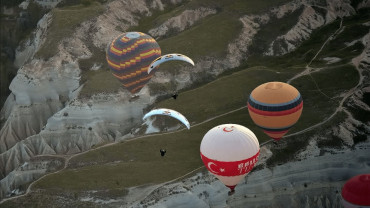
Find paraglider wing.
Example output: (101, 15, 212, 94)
(143, 108, 190, 129)
(106, 32, 161, 94)
(147, 53, 194, 74)
(200, 124, 260, 192)
(247, 82, 303, 141)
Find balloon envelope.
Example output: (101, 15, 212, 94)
(143, 108, 190, 129)
(147, 53, 194, 74)
(247, 82, 303, 140)
(342, 174, 370, 208)
(200, 124, 260, 191)
(106, 32, 161, 94)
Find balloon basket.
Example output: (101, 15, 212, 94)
(228, 190, 235, 196)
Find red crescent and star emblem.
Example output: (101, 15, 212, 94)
(223, 126, 234, 132)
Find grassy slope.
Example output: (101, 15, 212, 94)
(79, 0, 293, 97)
(1, 3, 367, 208)
(32, 4, 363, 193)
(36, 2, 104, 59)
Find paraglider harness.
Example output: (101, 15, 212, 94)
(160, 149, 167, 157)
(171, 92, 178, 100)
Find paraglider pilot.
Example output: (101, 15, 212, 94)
(228, 188, 235, 196)
(160, 149, 167, 157)
(171, 91, 178, 100)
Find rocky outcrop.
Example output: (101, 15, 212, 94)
(148, 8, 217, 39)
(265, 0, 357, 56)
(0, 156, 64, 199)
(0, 0, 367, 202)
(120, 142, 369, 208)
(0, 61, 80, 154)
(14, 13, 51, 68)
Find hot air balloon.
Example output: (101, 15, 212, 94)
(342, 174, 370, 208)
(200, 124, 260, 194)
(147, 53, 194, 74)
(106, 32, 161, 94)
(143, 108, 190, 129)
(247, 81, 303, 141)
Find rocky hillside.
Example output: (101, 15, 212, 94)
(0, 0, 369, 205)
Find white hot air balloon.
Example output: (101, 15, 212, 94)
(143, 108, 190, 129)
(147, 53, 194, 74)
(200, 124, 260, 194)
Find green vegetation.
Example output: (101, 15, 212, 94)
(3, 1, 368, 205)
(33, 51, 360, 192)
(1, 0, 23, 7)
(35, 107, 269, 191)
(130, 0, 187, 34)
(249, 7, 304, 54)
(267, 111, 348, 167)
(36, 2, 104, 59)
(158, 11, 242, 60)
(248, 18, 344, 68)
(185, 0, 291, 15)
(152, 67, 289, 123)
(79, 68, 121, 97)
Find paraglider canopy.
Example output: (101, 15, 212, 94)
(143, 108, 190, 129)
(342, 174, 370, 207)
(147, 53, 194, 74)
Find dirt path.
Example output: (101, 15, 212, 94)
(287, 18, 344, 85)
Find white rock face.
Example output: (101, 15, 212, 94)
(227, 14, 269, 67)
(268, 6, 326, 55)
(91, 0, 152, 49)
(265, 0, 357, 56)
(0, 100, 63, 154)
(14, 13, 51, 68)
(10, 61, 80, 106)
(296, 138, 320, 160)
(148, 8, 217, 38)
(127, 143, 370, 208)
(0, 158, 63, 199)
(0, 0, 367, 203)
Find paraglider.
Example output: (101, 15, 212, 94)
(341, 174, 370, 208)
(142, 108, 190, 129)
(160, 149, 167, 157)
(200, 124, 260, 195)
(247, 81, 303, 141)
(171, 91, 178, 100)
(106, 32, 161, 94)
(147, 53, 194, 74)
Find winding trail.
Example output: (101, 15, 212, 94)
(1, 17, 367, 205)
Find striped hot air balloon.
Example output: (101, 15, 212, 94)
(247, 82, 303, 141)
(200, 124, 260, 194)
(106, 32, 161, 94)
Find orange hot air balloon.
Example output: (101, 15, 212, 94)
(341, 174, 370, 208)
(247, 82, 303, 141)
(200, 124, 260, 194)
(106, 32, 161, 94)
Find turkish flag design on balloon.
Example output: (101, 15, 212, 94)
(200, 124, 260, 192)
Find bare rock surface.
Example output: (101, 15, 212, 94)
(122, 141, 370, 208)
(148, 8, 217, 39)
(0, 0, 368, 203)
